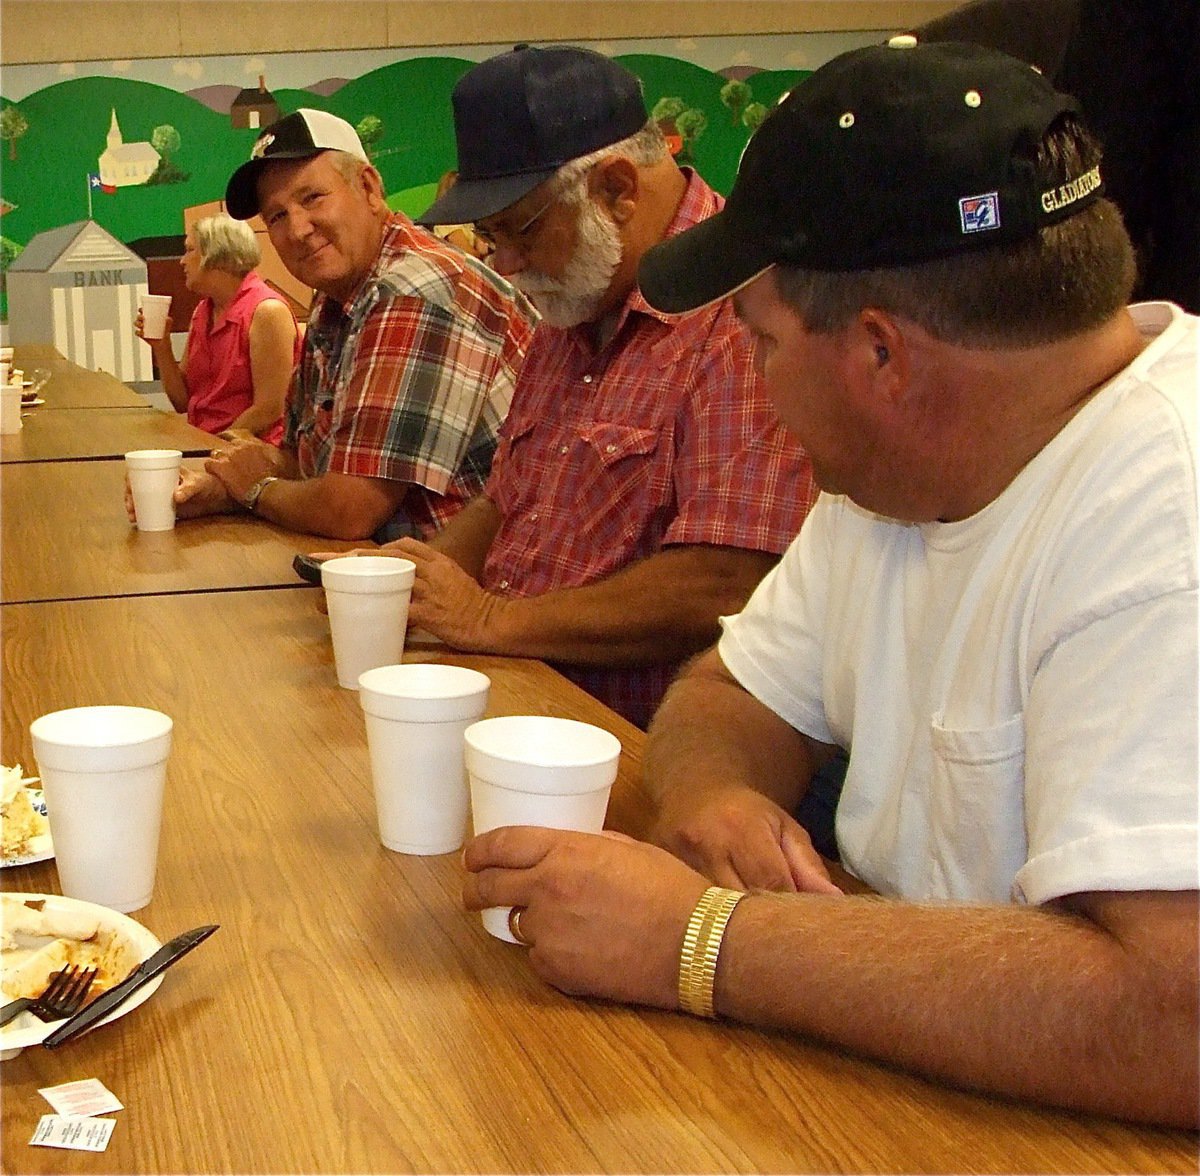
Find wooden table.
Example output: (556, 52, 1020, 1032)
(1, 589, 1194, 1174)
(11, 345, 147, 410)
(2, 458, 357, 603)
(1, 406, 214, 464)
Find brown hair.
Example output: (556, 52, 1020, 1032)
(773, 119, 1137, 348)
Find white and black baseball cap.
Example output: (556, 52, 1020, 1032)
(225, 109, 369, 220)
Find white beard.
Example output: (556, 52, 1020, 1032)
(512, 196, 622, 329)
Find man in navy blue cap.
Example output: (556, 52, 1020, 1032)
(373, 45, 818, 730)
(461, 40, 1197, 1127)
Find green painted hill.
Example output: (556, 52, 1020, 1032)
(0, 53, 807, 261)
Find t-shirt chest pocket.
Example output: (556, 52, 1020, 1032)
(927, 712, 1028, 901)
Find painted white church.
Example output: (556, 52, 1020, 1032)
(98, 109, 159, 188)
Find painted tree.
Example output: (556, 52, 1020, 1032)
(356, 115, 384, 159)
(720, 79, 752, 126)
(1, 236, 23, 306)
(675, 108, 708, 164)
(743, 102, 769, 133)
(650, 96, 686, 124)
(148, 125, 188, 184)
(151, 124, 181, 165)
(0, 104, 29, 162)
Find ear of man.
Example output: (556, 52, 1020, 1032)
(591, 155, 640, 226)
(857, 309, 908, 391)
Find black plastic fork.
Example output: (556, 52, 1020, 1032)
(0, 965, 98, 1027)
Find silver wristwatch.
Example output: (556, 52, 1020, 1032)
(242, 475, 279, 513)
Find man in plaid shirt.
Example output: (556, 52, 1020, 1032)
(152, 109, 536, 541)
(384, 47, 818, 728)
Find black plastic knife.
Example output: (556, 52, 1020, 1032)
(42, 924, 219, 1048)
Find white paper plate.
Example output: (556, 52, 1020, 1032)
(1, 790, 53, 869)
(0, 893, 163, 1058)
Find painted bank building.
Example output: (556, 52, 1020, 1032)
(6, 220, 154, 382)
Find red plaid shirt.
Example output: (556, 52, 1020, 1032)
(287, 215, 536, 540)
(482, 172, 818, 727)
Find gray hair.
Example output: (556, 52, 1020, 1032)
(193, 214, 260, 275)
(326, 149, 371, 187)
(552, 119, 670, 205)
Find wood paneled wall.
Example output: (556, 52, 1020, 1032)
(2, 1, 962, 65)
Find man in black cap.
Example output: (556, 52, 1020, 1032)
(461, 41, 1198, 1127)
(909, 0, 1200, 312)
(155, 109, 535, 542)
(373, 45, 816, 729)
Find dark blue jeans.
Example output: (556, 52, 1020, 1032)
(794, 749, 847, 862)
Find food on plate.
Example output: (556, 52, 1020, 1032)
(1, 896, 136, 1003)
(0, 765, 48, 859)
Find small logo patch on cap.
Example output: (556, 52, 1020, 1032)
(959, 192, 1000, 234)
(251, 132, 275, 160)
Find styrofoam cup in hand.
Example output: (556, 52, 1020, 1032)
(139, 294, 173, 339)
(321, 556, 415, 689)
(30, 706, 173, 913)
(359, 663, 491, 854)
(0, 385, 22, 435)
(126, 449, 182, 531)
(465, 716, 621, 943)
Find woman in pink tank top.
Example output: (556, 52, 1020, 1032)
(136, 214, 300, 445)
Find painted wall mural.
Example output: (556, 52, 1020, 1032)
(0, 31, 878, 364)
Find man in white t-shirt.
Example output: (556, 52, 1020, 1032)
(458, 40, 1198, 1127)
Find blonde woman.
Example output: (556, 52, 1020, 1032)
(137, 214, 300, 443)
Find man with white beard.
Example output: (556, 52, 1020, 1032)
(368, 45, 818, 729)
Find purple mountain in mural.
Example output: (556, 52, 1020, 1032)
(717, 65, 764, 81)
(304, 77, 350, 97)
(186, 84, 242, 113)
(186, 77, 347, 113)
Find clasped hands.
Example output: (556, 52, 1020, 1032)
(124, 436, 281, 524)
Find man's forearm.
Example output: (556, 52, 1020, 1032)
(486, 546, 777, 667)
(422, 494, 502, 578)
(251, 472, 401, 540)
(645, 647, 820, 811)
(716, 888, 1199, 1127)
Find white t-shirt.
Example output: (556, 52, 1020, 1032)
(719, 303, 1199, 905)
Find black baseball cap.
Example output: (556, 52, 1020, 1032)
(226, 109, 369, 220)
(639, 40, 1104, 314)
(416, 45, 648, 227)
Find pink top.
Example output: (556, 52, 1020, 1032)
(183, 271, 299, 444)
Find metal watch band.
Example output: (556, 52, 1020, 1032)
(243, 475, 278, 513)
(678, 885, 745, 1018)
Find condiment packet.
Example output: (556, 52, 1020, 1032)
(30, 1114, 115, 1151)
(38, 1078, 124, 1117)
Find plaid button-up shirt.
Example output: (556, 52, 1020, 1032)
(286, 215, 536, 540)
(482, 172, 818, 728)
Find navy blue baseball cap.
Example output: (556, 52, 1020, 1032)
(417, 45, 648, 226)
(639, 40, 1103, 313)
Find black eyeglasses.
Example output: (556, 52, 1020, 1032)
(473, 193, 556, 253)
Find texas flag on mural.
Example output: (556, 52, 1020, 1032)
(88, 172, 117, 195)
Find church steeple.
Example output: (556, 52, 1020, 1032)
(107, 108, 122, 151)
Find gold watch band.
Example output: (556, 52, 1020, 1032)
(677, 885, 745, 1018)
